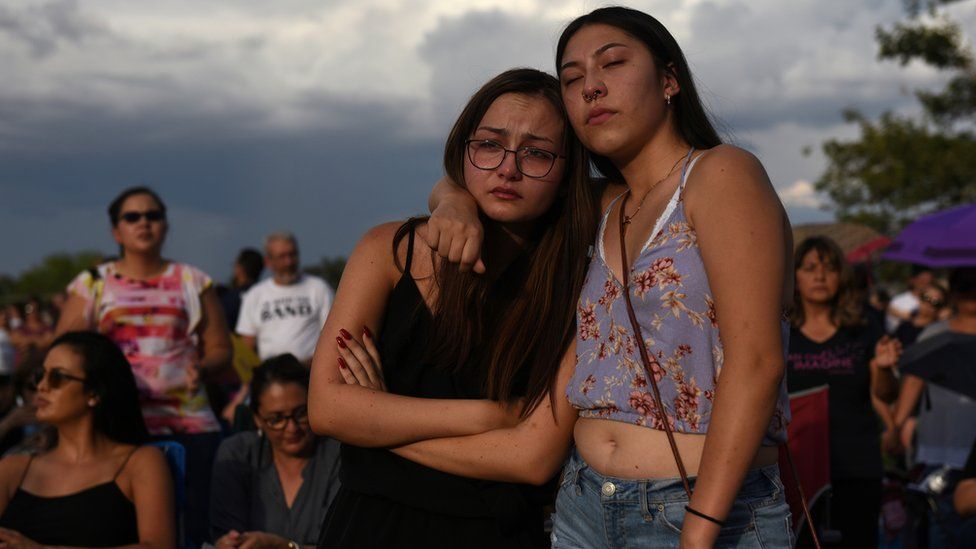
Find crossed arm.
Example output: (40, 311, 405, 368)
(307, 222, 522, 448)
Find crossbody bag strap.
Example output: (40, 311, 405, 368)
(617, 198, 693, 498)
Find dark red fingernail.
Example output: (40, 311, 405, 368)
(339, 328, 353, 340)
(338, 357, 348, 369)
(336, 336, 347, 349)
(363, 326, 373, 338)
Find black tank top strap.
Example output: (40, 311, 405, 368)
(403, 221, 417, 275)
(16, 455, 34, 489)
(113, 447, 139, 480)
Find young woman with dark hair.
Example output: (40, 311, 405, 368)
(211, 354, 340, 548)
(788, 236, 901, 548)
(424, 6, 801, 546)
(0, 331, 174, 547)
(55, 186, 231, 544)
(308, 67, 596, 547)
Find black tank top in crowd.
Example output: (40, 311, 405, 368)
(0, 449, 139, 546)
(336, 222, 551, 540)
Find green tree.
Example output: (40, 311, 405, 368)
(14, 251, 104, 298)
(816, 0, 976, 234)
(305, 256, 346, 289)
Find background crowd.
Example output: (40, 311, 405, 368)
(0, 183, 973, 548)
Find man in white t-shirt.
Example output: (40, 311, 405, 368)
(236, 232, 335, 363)
(886, 266, 934, 332)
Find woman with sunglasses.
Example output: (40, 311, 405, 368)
(894, 267, 976, 547)
(56, 186, 231, 544)
(210, 354, 340, 548)
(0, 331, 174, 547)
(893, 283, 948, 347)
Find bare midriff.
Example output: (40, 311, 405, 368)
(574, 417, 780, 479)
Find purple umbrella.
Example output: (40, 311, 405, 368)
(882, 203, 976, 267)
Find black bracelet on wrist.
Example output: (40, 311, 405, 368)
(684, 505, 726, 527)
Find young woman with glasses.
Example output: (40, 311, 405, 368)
(55, 186, 231, 544)
(211, 354, 340, 548)
(0, 331, 174, 547)
(308, 68, 597, 547)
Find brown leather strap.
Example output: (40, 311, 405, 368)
(783, 438, 823, 549)
(617, 196, 693, 498)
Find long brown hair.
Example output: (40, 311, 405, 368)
(555, 6, 722, 181)
(792, 236, 864, 329)
(396, 68, 598, 417)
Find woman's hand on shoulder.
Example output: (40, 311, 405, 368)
(426, 176, 485, 274)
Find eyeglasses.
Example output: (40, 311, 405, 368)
(920, 294, 945, 307)
(119, 210, 166, 224)
(465, 139, 564, 179)
(260, 406, 309, 430)
(31, 368, 86, 390)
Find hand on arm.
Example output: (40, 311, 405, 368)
(680, 147, 789, 548)
(893, 374, 926, 435)
(307, 222, 523, 448)
(426, 176, 485, 274)
(870, 336, 902, 403)
(389, 340, 579, 485)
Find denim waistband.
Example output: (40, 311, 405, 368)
(562, 447, 784, 505)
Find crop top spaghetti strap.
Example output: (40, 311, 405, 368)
(336, 220, 548, 536)
(566, 151, 791, 445)
(0, 448, 140, 546)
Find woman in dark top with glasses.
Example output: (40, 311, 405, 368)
(0, 331, 174, 548)
(210, 354, 340, 548)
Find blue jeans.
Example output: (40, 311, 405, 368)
(551, 448, 793, 548)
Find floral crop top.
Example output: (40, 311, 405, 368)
(566, 154, 790, 445)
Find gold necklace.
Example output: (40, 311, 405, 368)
(622, 148, 691, 226)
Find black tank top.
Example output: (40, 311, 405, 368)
(0, 449, 140, 546)
(339, 221, 546, 530)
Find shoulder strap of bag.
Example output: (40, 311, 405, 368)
(617, 197, 693, 498)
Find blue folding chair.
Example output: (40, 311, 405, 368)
(149, 440, 188, 547)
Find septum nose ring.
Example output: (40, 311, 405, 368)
(583, 89, 602, 103)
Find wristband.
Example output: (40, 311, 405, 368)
(685, 505, 726, 527)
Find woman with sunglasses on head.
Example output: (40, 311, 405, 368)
(425, 7, 800, 547)
(210, 354, 340, 549)
(56, 186, 231, 544)
(0, 331, 174, 548)
(893, 267, 976, 547)
(893, 283, 948, 347)
(308, 68, 596, 547)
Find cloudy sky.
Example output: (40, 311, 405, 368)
(1, 0, 971, 282)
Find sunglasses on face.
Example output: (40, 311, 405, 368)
(31, 368, 86, 390)
(119, 210, 166, 224)
(260, 406, 309, 431)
